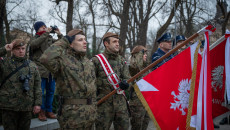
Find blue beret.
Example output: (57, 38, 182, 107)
(157, 32, 172, 43)
(175, 35, 186, 43)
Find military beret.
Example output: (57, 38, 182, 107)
(157, 32, 172, 43)
(131, 45, 147, 54)
(67, 29, 84, 37)
(175, 35, 186, 43)
(102, 32, 119, 41)
(12, 39, 26, 49)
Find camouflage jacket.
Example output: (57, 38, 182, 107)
(0, 47, 42, 111)
(91, 49, 130, 102)
(29, 32, 63, 78)
(151, 48, 174, 70)
(129, 51, 149, 106)
(39, 37, 97, 101)
(40, 38, 97, 127)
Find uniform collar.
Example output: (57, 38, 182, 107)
(11, 55, 27, 62)
(103, 49, 119, 59)
(157, 48, 167, 55)
(67, 48, 86, 60)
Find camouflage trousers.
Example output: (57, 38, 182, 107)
(130, 104, 149, 130)
(58, 104, 96, 129)
(58, 125, 93, 130)
(95, 96, 129, 130)
(2, 109, 32, 130)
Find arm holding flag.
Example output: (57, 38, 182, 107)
(97, 24, 216, 105)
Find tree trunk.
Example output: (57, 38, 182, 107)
(151, 0, 181, 56)
(66, 0, 73, 32)
(137, 19, 148, 47)
(119, 0, 131, 56)
(0, 0, 6, 46)
(3, 6, 10, 43)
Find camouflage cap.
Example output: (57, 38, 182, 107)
(67, 29, 85, 37)
(102, 32, 119, 41)
(131, 45, 147, 54)
(12, 39, 26, 49)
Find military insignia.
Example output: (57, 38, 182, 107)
(211, 65, 224, 92)
(170, 79, 191, 115)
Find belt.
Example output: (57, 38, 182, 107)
(63, 98, 92, 105)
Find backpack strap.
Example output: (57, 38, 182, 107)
(0, 60, 30, 88)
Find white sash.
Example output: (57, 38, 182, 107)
(95, 54, 126, 96)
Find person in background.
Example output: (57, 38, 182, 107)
(129, 45, 150, 130)
(29, 21, 62, 121)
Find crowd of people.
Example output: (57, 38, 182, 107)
(0, 21, 203, 130)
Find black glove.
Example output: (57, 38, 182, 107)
(119, 80, 129, 90)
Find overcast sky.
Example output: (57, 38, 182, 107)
(7, 0, 230, 40)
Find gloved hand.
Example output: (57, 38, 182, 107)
(119, 80, 129, 90)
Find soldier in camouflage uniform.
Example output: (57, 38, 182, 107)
(152, 32, 174, 70)
(29, 21, 63, 121)
(40, 29, 97, 130)
(0, 39, 42, 130)
(91, 32, 130, 130)
(129, 45, 150, 130)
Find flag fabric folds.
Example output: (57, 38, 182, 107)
(134, 42, 201, 130)
(225, 30, 230, 104)
(210, 35, 229, 118)
(189, 31, 214, 130)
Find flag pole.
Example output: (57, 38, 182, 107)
(97, 24, 215, 105)
(210, 35, 226, 50)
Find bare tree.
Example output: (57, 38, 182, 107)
(103, 0, 131, 56)
(130, 0, 167, 48)
(151, 0, 181, 55)
(53, 0, 73, 32)
(216, 0, 230, 35)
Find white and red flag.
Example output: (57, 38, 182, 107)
(210, 33, 230, 119)
(134, 42, 201, 130)
(189, 30, 214, 130)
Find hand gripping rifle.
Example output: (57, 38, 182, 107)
(97, 23, 216, 105)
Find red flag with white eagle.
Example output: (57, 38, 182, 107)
(210, 35, 229, 119)
(134, 42, 201, 130)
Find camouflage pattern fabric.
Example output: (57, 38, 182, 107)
(129, 51, 150, 130)
(2, 109, 32, 130)
(0, 47, 42, 111)
(29, 32, 62, 78)
(91, 49, 130, 130)
(40, 37, 97, 129)
(0, 47, 6, 56)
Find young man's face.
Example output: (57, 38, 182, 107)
(104, 37, 119, 53)
(160, 41, 172, 52)
(70, 34, 87, 53)
(37, 25, 46, 32)
(12, 45, 27, 57)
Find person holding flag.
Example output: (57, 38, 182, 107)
(91, 32, 130, 130)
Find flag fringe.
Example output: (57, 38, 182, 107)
(133, 84, 161, 130)
(186, 41, 201, 129)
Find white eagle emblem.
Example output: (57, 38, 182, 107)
(211, 66, 224, 92)
(170, 79, 191, 115)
